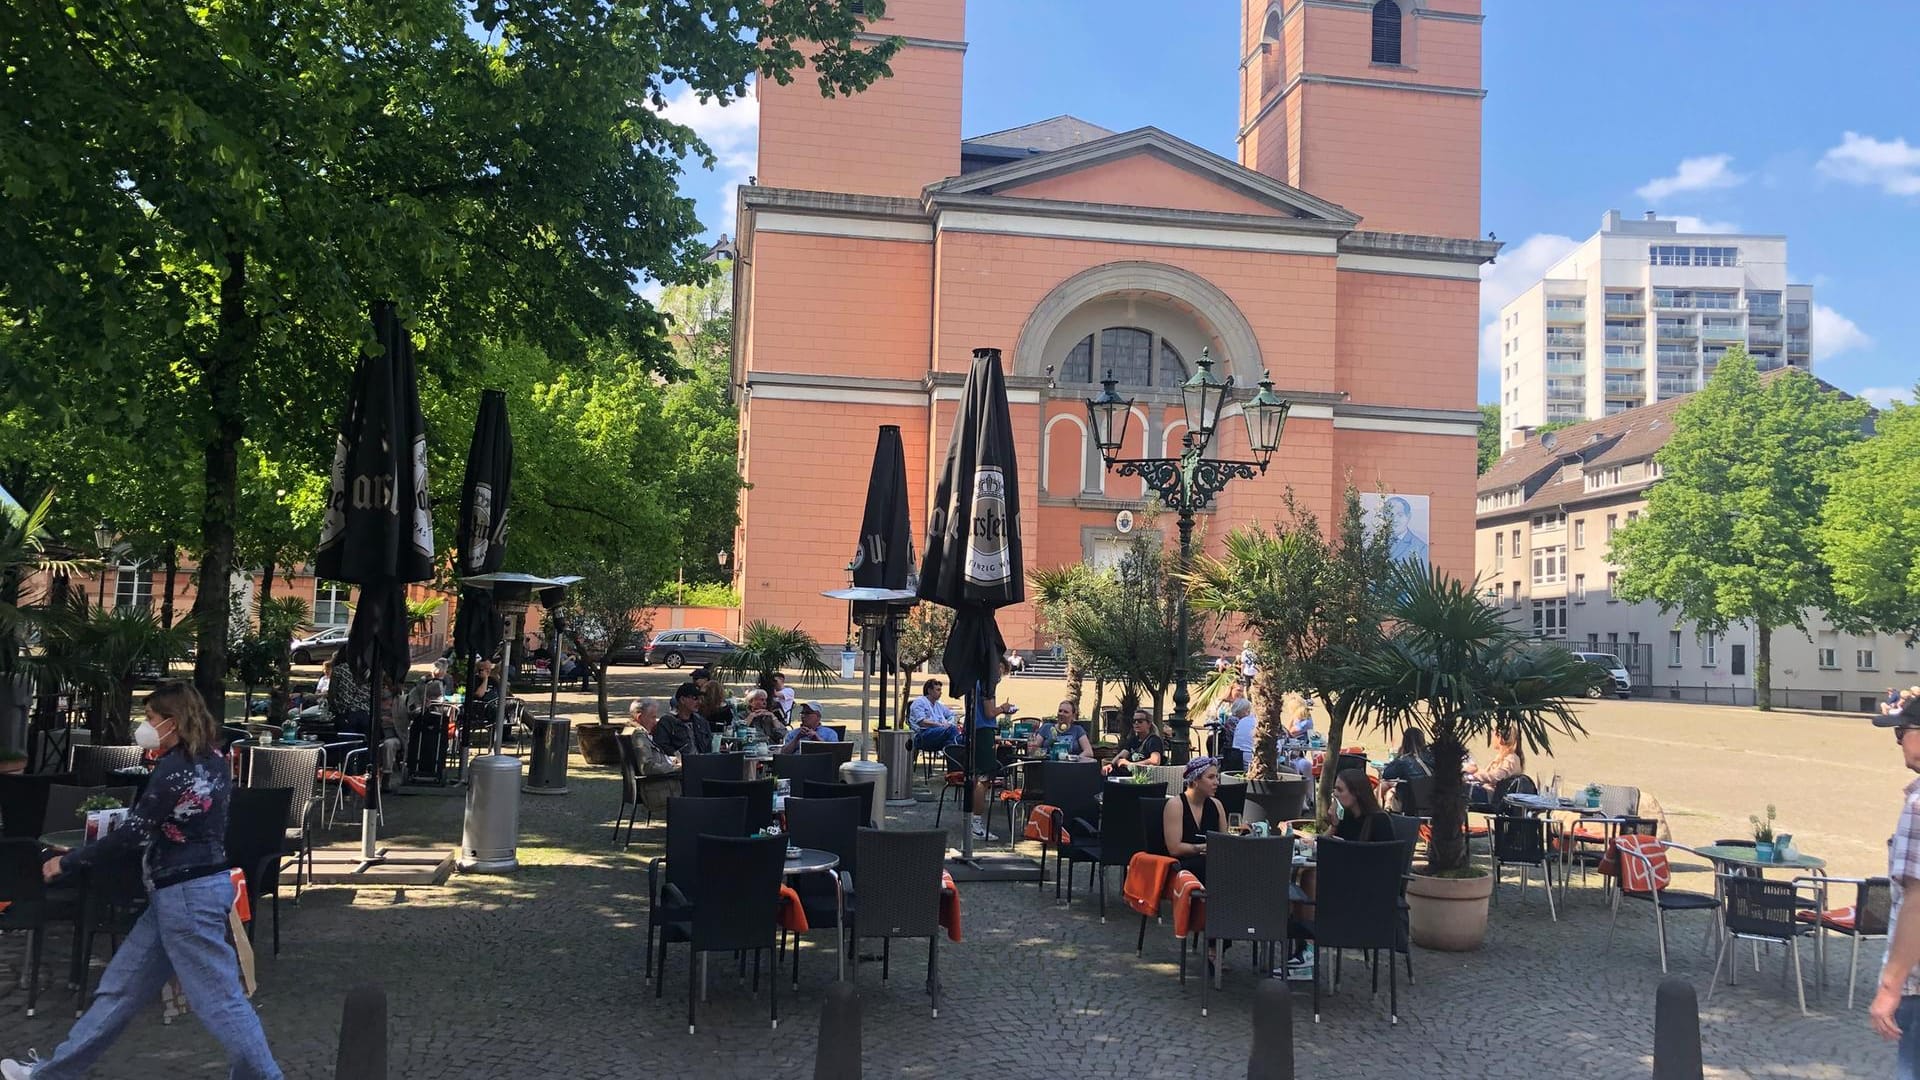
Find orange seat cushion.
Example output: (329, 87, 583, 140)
(1796, 905, 1857, 932)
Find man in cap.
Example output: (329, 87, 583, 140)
(780, 703, 840, 753)
(1871, 698, 1920, 1069)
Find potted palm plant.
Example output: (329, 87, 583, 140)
(715, 620, 838, 693)
(1342, 564, 1597, 951)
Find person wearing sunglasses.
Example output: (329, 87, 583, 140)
(1870, 699, 1920, 1072)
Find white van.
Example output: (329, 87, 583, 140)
(1571, 652, 1632, 699)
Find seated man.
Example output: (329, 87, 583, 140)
(629, 699, 682, 775)
(908, 678, 961, 752)
(780, 703, 840, 753)
(742, 688, 786, 743)
(1103, 709, 1166, 775)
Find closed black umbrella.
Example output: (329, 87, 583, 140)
(918, 349, 1023, 858)
(315, 301, 434, 850)
(452, 390, 513, 667)
(852, 424, 916, 674)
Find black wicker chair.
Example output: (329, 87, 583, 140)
(1709, 873, 1816, 1015)
(647, 796, 748, 986)
(670, 834, 787, 1033)
(1492, 813, 1558, 920)
(704, 778, 777, 834)
(799, 780, 875, 828)
(226, 786, 295, 956)
(0, 772, 75, 840)
(1306, 837, 1411, 1024)
(771, 753, 840, 787)
(1193, 831, 1296, 1016)
(677, 752, 745, 798)
(849, 828, 947, 1017)
(71, 745, 145, 788)
(783, 795, 861, 985)
(246, 745, 323, 897)
(1085, 781, 1166, 921)
(0, 837, 80, 1016)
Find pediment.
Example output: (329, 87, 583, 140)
(929, 127, 1359, 225)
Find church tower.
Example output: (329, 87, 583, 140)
(756, 0, 967, 199)
(1237, 0, 1483, 239)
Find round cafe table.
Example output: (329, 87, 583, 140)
(1691, 843, 1825, 872)
(782, 847, 845, 981)
(40, 829, 86, 850)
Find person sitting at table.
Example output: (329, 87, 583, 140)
(1464, 724, 1525, 808)
(1379, 727, 1434, 784)
(780, 702, 839, 753)
(1163, 756, 1225, 883)
(1104, 710, 1165, 775)
(742, 688, 786, 743)
(700, 678, 735, 733)
(314, 658, 334, 699)
(1229, 697, 1257, 763)
(1330, 768, 1394, 842)
(1285, 695, 1314, 741)
(1030, 700, 1092, 761)
(629, 699, 681, 775)
(909, 678, 961, 753)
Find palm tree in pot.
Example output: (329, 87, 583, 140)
(716, 621, 837, 695)
(1340, 564, 1596, 948)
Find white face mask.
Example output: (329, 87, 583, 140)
(134, 719, 167, 750)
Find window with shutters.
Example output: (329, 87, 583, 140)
(1370, 1, 1403, 64)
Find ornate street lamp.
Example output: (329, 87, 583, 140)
(1086, 351, 1293, 759)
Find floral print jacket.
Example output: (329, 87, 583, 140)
(61, 744, 231, 892)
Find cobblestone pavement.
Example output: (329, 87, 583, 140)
(1, 679, 1896, 1078)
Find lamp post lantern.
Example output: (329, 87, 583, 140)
(1085, 349, 1290, 759)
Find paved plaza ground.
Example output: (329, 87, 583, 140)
(3, 668, 1902, 1077)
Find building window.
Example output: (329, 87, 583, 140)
(1573, 519, 1585, 549)
(1858, 648, 1877, 671)
(1510, 580, 1521, 608)
(1605, 570, 1618, 601)
(1260, 10, 1284, 96)
(1061, 328, 1191, 388)
(1900, 642, 1918, 674)
(1493, 582, 1504, 605)
(1531, 511, 1565, 532)
(315, 580, 352, 627)
(1531, 545, 1566, 586)
(1494, 532, 1504, 569)
(1626, 509, 1639, 522)
(1702, 633, 1717, 667)
(114, 561, 153, 611)
(1606, 631, 1619, 651)
(1370, 0, 1402, 64)
(1668, 630, 1682, 666)
(1573, 573, 1586, 601)
(1510, 529, 1520, 560)
(1817, 647, 1838, 669)
(1606, 513, 1618, 540)
(1532, 598, 1566, 639)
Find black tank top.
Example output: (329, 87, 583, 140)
(1181, 795, 1221, 846)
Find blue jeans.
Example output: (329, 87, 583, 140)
(33, 873, 281, 1079)
(1901, 997, 1920, 1080)
(913, 725, 959, 753)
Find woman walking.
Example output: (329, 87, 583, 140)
(4, 681, 282, 1079)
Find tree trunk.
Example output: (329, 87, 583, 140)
(1117, 683, 1140, 737)
(103, 676, 135, 745)
(190, 243, 253, 721)
(595, 657, 610, 724)
(1425, 730, 1471, 874)
(1313, 694, 1356, 826)
(1064, 660, 1083, 714)
(1152, 687, 1167, 747)
(1755, 622, 1772, 712)
(1091, 676, 1105, 729)
(160, 546, 177, 630)
(259, 559, 274, 603)
(1247, 663, 1285, 780)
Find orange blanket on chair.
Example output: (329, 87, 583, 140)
(940, 870, 963, 942)
(1026, 804, 1070, 844)
(777, 884, 809, 932)
(1123, 852, 1178, 918)
(1170, 870, 1206, 938)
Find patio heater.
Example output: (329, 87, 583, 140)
(456, 571, 566, 872)
(823, 586, 917, 829)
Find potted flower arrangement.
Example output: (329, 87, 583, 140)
(1584, 782, 1603, 809)
(76, 792, 126, 819)
(0, 748, 27, 775)
(1751, 805, 1778, 863)
(1341, 566, 1599, 951)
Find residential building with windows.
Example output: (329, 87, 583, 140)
(1495, 210, 1812, 436)
(1476, 373, 1899, 713)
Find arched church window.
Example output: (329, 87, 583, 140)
(1157, 340, 1188, 387)
(1099, 327, 1153, 387)
(1370, 0, 1402, 65)
(1260, 10, 1283, 97)
(1061, 334, 1093, 383)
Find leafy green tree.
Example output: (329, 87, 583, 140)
(1611, 349, 1868, 710)
(1341, 565, 1595, 874)
(1057, 534, 1197, 751)
(1477, 404, 1502, 474)
(1030, 563, 1104, 714)
(1818, 387, 1920, 640)
(562, 559, 659, 725)
(2, 1, 897, 712)
(891, 602, 953, 727)
(1186, 488, 1394, 815)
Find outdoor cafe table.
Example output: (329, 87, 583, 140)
(1690, 843, 1826, 874)
(40, 829, 86, 851)
(783, 846, 845, 981)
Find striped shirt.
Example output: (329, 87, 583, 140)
(1888, 776, 1920, 996)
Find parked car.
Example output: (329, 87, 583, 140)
(1571, 651, 1633, 699)
(290, 625, 350, 665)
(641, 629, 739, 670)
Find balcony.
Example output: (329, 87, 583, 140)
(1748, 328, 1783, 347)
(1545, 330, 1585, 348)
(1547, 387, 1585, 404)
(1604, 325, 1645, 343)
(1754, 354, 1786, 372)
(1748, 305, 1781, 319)
(1788, 336, 1811, 353)
(1702, 323, 1745, 342)
(1545, 305, 1586, 323)
(1545, 359, 1585, 376)
(1653, 293, 1689, 310)
(1604, 352, 1645, 370)
(1656, 347, 1696, 365)
(1656, 322, 1696, 342)
(1658, 377, 1698, 397)
(1605, 378, 1646, 398)
(1787, 314, 1811, 331)
(1604, 297, 1644, 316)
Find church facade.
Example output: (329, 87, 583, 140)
(730, 0, 1495, 650)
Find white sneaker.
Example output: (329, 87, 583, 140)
(3, 1053, 41, 1079)
(970, 822, 998, 841)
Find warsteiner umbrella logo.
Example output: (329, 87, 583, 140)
(964, 466, 1010, 587)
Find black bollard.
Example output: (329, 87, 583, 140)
(814, 981, 863, 1080)
(334, 984, 388, 1080)
(1247, 978, 1295, 1080)
(1653, 977, 1703, 1080)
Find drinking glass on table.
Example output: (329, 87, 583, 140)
(1227, 812, 1244, 834)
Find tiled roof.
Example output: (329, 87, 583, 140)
(1477, 368, 1845, 518)
(963, 116, 1117, 153)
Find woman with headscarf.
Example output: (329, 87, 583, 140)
(1162, 756, 1227, 883)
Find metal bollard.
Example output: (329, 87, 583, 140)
(1247, 977, 1295, 1079)
(1653, 977, 1704, 1080)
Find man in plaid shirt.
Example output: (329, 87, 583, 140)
(1874, 698, 1920, 1075)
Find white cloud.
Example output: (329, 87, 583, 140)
(656, 82, 759, 234)
(1810, 303, 1872, 362)
(1817, 132, 1920, 197)
(1636, 153, 1746, 201)
(1670, 215, 1740, 234)
(1858, 386, 1912, 410)
(1478, 233, 1578, 372)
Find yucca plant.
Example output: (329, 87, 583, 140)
(1030, 563, 1104, 714)
(39, 594, 198, 744)
(1340, 563, 1598, 874)
(717, 620, 837, 690)
(0, 488, 93, 680)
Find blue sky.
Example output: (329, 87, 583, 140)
(663, 1, 1917, 408)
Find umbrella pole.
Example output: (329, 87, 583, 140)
(961, 679, 979, 859)
(548, 616, 560, 723)
(858, 632, 872, 761)
(494, 636, 514, 754)
(360, 639, 383, 864)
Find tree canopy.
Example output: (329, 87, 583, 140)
(1818, 386, 1920, 641)
(1610, 349, 1869, 709)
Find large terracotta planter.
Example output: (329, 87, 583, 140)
(575, 723, 625, 767)
(1406, 870, 1493, 951)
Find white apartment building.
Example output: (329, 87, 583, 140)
(1477, 379, 1908, 714)
(1496, 210, 1813, 435)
